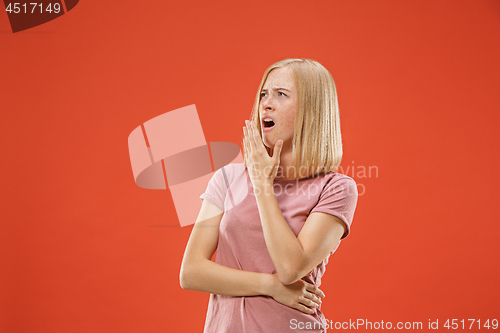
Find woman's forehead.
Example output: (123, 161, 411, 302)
(263, 67, 295, 90)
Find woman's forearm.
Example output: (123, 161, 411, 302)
(180, 258, 275, 297)
(254, 182, 306, 285)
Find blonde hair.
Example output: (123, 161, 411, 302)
(244, 58, 343, 179)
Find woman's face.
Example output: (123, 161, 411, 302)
(259, 66, 296, 150)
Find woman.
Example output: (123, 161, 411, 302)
(180, 58, 358, 332)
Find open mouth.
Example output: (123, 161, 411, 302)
(263, 119, 275, 128)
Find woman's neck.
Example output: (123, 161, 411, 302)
(274, 148, 297, 180)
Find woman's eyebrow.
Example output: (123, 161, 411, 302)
(261, 87, 291, 92)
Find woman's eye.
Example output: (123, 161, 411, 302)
(260, 92, 267, 98)
(279, 92, 287, 97)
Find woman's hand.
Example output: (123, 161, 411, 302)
(243, 120, 283, 188)
(267, 273, 325, 315)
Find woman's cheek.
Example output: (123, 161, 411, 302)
(282, 117, 295, 137)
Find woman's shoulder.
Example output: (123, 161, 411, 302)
(325, 171, 357, 184)
(312, 172, 357, 196)
(303, 170, 356, 184)
(218, 162, 244, 173)
(320, 172, 358, 199)
(215, 162, 246, 181)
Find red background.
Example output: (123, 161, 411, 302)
(1, 1, 499, 332)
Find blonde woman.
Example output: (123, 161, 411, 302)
(180, 59, 358, 332)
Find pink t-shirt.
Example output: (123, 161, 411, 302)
(199, 163, 358, 333)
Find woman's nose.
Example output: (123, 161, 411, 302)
(261, 95, 275, 111)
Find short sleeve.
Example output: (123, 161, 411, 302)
(310, 176, 358, 239)
(199, 166, 228, 212)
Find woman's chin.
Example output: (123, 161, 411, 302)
(262, 139, 275, 149)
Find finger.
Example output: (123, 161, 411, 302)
(303, 291, 322, 306)
(300, 296, 319, 309)
(249, 120, 265, 153)
(307, 288, 325, 302)
(305, 283, 325, 298)
(294, 303, 315, 315)
(273, 140, 283, 164)
(243, 126, 250, 165)
(242, 126, 246, 158)
(296, 300, 316, 314)
(246, 120, 258, 151)
(243, 126, 251, 154)
(244, 121, 252, 141)
(302, 290, 321, 305)
(301, 305, 315, 315)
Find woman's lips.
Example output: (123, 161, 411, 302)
(262, 123, 275, 132)
(262, 116, 276, 132)
(261, 115, 276, 129)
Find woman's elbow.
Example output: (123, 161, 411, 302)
(276, 262, 310, 285)
(276, 268, 300, 285)
(179, 263, 195, 290)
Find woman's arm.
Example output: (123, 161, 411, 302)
(180, 199, 324, 313)
(254, 186, 345, 285)
(180, 199, 270, 296)
(243, 120, 347, 286)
